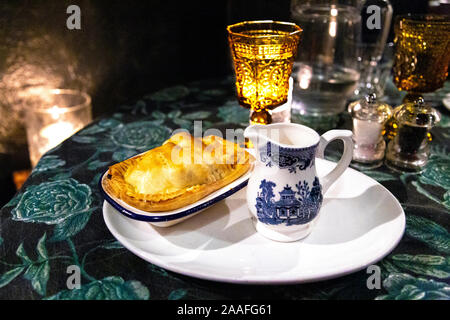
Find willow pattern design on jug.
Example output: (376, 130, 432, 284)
(259, 142, 317, 173)
(255, 178, 323, 226)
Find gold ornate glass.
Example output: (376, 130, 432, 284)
(227, 20, 302, 125)
(393, 14, 450, 103)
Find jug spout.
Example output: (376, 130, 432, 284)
(244, 124, 268, 147)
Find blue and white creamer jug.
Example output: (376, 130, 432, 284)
(244, 123, 353, 242)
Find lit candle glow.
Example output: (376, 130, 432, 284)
(39, 120, 76, 154)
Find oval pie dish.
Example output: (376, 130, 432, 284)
(99, 132, 253, 227)
(99, 169, 251, 227)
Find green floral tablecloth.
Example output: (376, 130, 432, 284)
(0, 77, 449, 300)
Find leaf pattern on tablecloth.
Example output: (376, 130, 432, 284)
(0, 267, 25, 289)
(147, 85, 190, 102)
(0, 234, 51, 296)
(387, 254, 450, 279)
(111, 121, 171, 150)
(406, 215, 450, 254)
(376, 273, 450, 300)
(32, 155, 66, 174)
(50, 211, 92, 242)
(402, 145, 450, 210)
(1, 77, 449, 300)
(360, 170, 397, 182)
(45, 277, 150, 300)
(168, 289, 188, 300)
(217, 100, 249, 125)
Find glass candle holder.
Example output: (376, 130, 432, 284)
(24, 89, 92, 167)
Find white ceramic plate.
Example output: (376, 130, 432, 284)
(103, 158, 405, 284)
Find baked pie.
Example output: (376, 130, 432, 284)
(103, 132, 252, 212)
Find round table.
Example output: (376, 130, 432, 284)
(1, 77, 449, 300)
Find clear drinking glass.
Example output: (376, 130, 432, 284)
(371, 42, 394, 99)
(290, 3, 361, 117)
(354, 0, 393, 98)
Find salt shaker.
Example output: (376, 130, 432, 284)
(348, 93, 392, 168)
(385, 98, 440, 172)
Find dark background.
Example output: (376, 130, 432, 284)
(0, 0, 435, 205)
(0, 0, 431, 117)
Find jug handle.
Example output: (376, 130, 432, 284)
(316, 130, 353, 194)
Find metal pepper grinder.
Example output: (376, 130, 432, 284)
(385, 98, 440, 172)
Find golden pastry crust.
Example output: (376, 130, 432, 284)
(103, 132, 252, 212)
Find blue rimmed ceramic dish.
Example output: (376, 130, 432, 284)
(99, 169, 251, 227)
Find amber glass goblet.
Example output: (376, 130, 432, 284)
(393, 14, 450, 103)
(227, 20, 301, 125)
